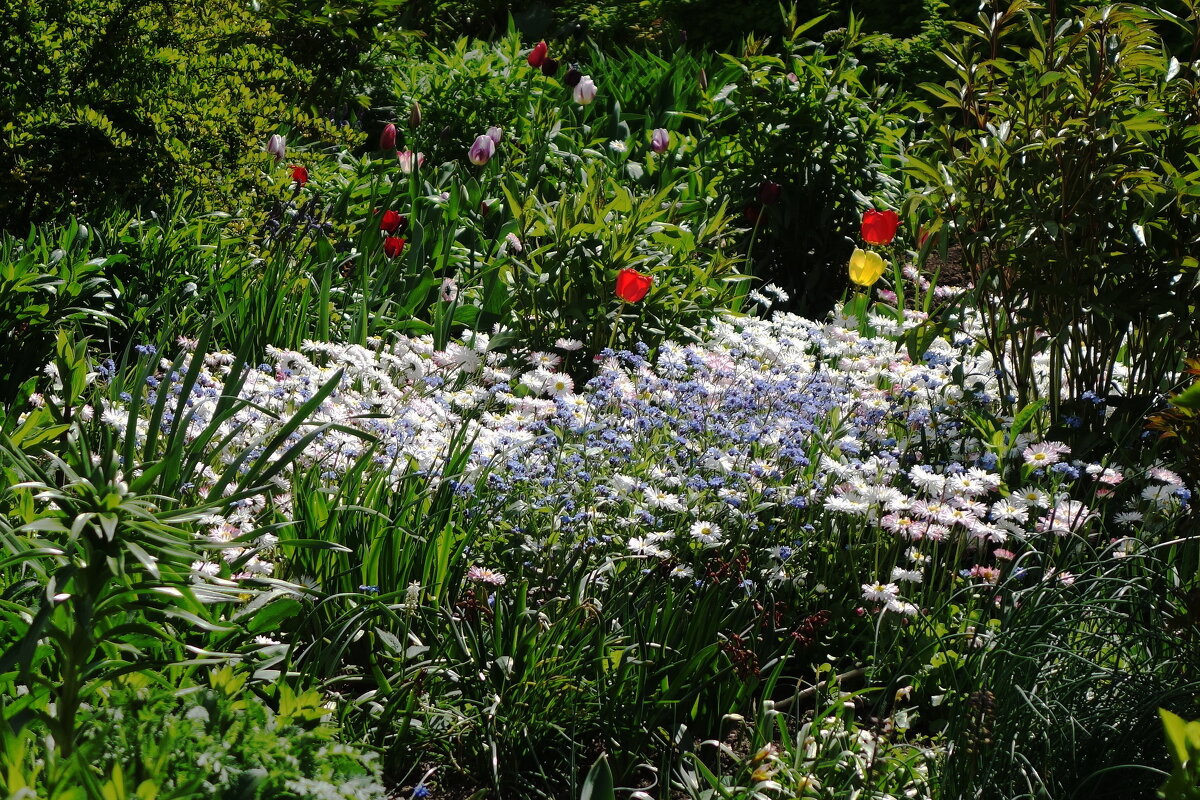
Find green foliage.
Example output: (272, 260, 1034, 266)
(0, 330, 380, 797)
(856, 0, 957, 85)
(1149, 359, 1200, 489)
(0, 669, 386, 800)
(0, 222, 118, 401)
(882, 537, 1200, 799)
(0, 0, 363, 230)
(1161, 709, 1200, 800)
(908, 0, 1200, 416)
(277, 450, 793, 796)
(678, 688, 935, 799)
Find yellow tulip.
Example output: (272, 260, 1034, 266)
(848, 247, 886, 287)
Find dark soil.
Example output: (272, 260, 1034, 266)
(922, 243, 971, 287)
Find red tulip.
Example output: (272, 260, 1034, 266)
(862, 209, 900, 246)
(290, 165, 309, 185)
(380, 123, 397, 151)
(615, 269, 653, 303)
(383, 236, 406, 258)
(743, 203, 762, 225)
(380, 210, 406, 234)
(527, 41, 548, 68)
(758, 180, 782, 205)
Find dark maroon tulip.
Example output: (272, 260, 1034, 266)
(758, 180, 782, 205)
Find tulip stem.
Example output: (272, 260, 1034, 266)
(606, 306, 624, 353)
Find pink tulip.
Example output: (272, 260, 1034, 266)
(398, 150, 425, 173)
(380, 123, 397, 151)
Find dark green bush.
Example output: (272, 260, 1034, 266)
(0, 0, 364, 230)
(702, 17, 909, 315)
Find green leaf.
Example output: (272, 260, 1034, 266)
(579, 753, 615, 800)
(1170, 381, 1200, 411)
(1161, 709, 1191, 766)
(247, 597, 302, 634)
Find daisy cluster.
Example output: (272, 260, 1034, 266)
(100, 301, 1189, 601)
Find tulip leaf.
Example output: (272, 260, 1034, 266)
(1170, 380, 1200, 411)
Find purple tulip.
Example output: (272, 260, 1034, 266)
(266, 134, 286, 161)
(651, 128, 670, 153)
(469, 134, 496, 166)
(564, 67, 582, 88)
(487, 126, 503, 145)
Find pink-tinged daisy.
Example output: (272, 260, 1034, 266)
(1022, 441, 1069, 467)
(466, 566, 507, 586)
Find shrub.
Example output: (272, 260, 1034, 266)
(0, 669, 386, 800)
(701, 16, 908, 316)
(0, 0, 363, 230)
(907, 0, 1200, 420)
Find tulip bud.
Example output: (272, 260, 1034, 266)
(651, 128, 670, 153)
(486, 126, 503, 145)
(398, 150, 425, 173)
(698, 68, 708, 91)
(266, 134, 286, 161)
(573, 75, 597, 105)
(383, 236, 406, 259)
(380, 210, 406, 234)
(848, 247, 886, 287)
(469, 134, 496, 166)
(758, 180, 782, 205)
(541, 57, 559, 76)
(527, 40, 548, 68)
(380, 123, 397, 151)
(564, 67, 582, 88)
(409, 101, 421, 128)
